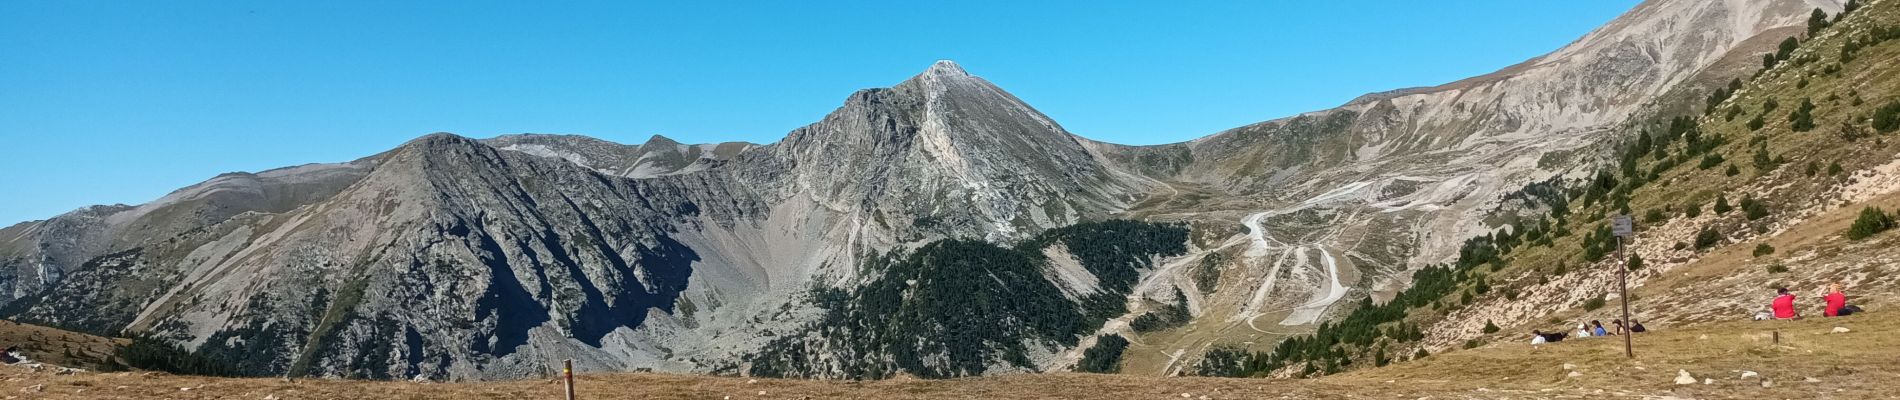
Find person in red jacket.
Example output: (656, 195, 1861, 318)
(1824, 283, 1853, 317)
(1771, 287, 1800, 320)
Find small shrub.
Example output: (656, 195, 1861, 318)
(1874, 101, 1900, 133)
(1583, 296, 1607, 311)
(1846, 207, 1896, 240)
(1643, 208, 1668, 223)
(1741, 196, 1770, 220)
(1754, 243, 1776, 257)
(1699, 154, 1726, 169)
(1766, 263, 1790, 274)
(1482, 320, 1500, 334)
(1828, 162, 1845, 176)
(1627, 254, 1645, 271)
(1714, 195, 1734, 214)
(1695, 226, 1724, 249)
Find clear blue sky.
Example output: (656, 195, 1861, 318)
(0, 0, 1641, 225)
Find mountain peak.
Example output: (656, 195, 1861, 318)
(642, 134, 682, 149)
(921, 60, 970, 79)
(399, 132, 480, 150)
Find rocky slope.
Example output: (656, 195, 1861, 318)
(483, 133, 756, 178)
(1094, 0, 1846, 377)
(0, 61, 1157, 380)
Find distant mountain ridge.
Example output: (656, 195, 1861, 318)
(0, 0, 1848, 380)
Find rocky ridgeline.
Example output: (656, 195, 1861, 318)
(0, 0, 1869, 381)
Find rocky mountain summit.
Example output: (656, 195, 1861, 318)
(0, 0, 1865, 381)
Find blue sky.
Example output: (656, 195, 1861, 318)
(0, 1, 1640, 225)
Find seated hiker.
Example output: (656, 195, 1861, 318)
(1628, 319, 1647, 333)
(1612, 319, 1629, 335)
(1824, 283, 1858, 317)
(1591, 320, 1611, 336)
(1772, 287, 1800, 320)
(1531, 330, 1567, 345)
(1575, 322, 1593, 338)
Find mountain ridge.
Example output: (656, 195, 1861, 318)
(0, 0, 1861, 381)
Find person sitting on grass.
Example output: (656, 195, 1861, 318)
(1531, 330, 1567, 345)
(1628, 319, 1647, 333)
(1591, 320, 1611, 336)
(1823, 283, 1861, 317)
(1771, 287, 1800, 320)
(1576, 322, 1593, 338)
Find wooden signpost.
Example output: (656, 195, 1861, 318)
(1612, 214, 1635, 359)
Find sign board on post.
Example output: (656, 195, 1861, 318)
(1610, 214, 1635, 358)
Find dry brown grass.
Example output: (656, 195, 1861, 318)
(0, 319, 124, 370)
(2, 312, 1895, 399)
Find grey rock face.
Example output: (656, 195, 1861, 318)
(484, 133, 757, 178)
(0, 61, 1154, 380)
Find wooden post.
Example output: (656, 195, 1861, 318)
(564, 359, 576, 400)
(1617, 236, 1633, 359)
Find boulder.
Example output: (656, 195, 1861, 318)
(1675, 370, 1698, 385)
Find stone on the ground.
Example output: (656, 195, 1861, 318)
(1831, 327, 1851, 334)
(1563, 363, 1577, 370)
(21, 384, 42, 393)
(1568, 371, 1583, 378)
(1740, 371, 1758, 379)
(1805, 377, 1822, 383)
(1703, 378, 1714, 385)
(1762, 379, 1775, 388)
(1675, 370, 1697, 385)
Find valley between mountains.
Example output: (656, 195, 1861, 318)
(5, 0, 1899, 393)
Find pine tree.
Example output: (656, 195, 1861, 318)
(1714, 195, 1734, 214)
(1776, 37, 1800, 61)
(1789, 98, 1817, 132)
(1808, 8, 1831, 36)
